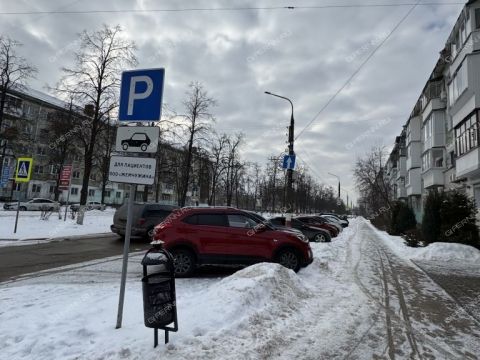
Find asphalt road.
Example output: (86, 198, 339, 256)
(0, 234, 151, 282)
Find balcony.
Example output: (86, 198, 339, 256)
(396, 157, 407, 180)
(397, 186, 407, 199)
(456, 147, 480, 178)
(422, 168, 444, 188)
(406, 168, 421, 196)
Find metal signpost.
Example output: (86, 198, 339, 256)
(13, 157, 33, 233)
(59, 165, 73, 221)
(114, 68, 164, 330)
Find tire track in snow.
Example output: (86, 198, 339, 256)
(381, 249, 421, 359)
(378, 252, 396, 359)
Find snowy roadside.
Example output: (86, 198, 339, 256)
(0, 219, 375, 360)
(363, 219, 480, 264)
(0, 208, 115, 246)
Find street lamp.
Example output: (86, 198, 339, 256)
(328, 172, 340, 200)
(265, 91, 295, 226)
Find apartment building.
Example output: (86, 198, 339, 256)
(0, 87, 212, 206)
(386, 0, 480, 222)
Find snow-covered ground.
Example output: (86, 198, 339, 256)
(1, 218, 479, 359)
(363, 220, 480, 264)
(0, 208, 115, 246)
(0, 220, 375, 360)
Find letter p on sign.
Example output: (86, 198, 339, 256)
(119, 68, 165, 122)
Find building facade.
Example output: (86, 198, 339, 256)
(0, 87, 212, 206)
(386, 0, 480, 222)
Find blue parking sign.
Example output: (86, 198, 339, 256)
(118, 68, 165, 122)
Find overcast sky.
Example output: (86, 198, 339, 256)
(0, 0, 465, 204)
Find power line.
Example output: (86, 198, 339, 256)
(0, 2, 462, 16)
(295, 0, 422, 140)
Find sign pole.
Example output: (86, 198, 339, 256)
(13, 200, 20, 233)
(64, 183, 71, 221)
(116, 183, 135, 329)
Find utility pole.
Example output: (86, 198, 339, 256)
(328, 172, 340, 200)
(265, 91, 295, 226)
(268, 156, 279, 212)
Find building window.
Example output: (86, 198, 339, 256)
(88, 189, 95, 197)
(37, 146, 46, 156)
(32, 184, 41, 193)
(162, 194, 171, 201)
(116, 191, 121, 198)
(475, 8, 480, 30)
(72, 170, 80, 179)
(71, 187, 79, 195)
(50, 165, 59, 175)
(103, 190, 111, 198)
(455, 111, 479, 156)
(449, 62, 468, 105)
(34, 165, 43, 174)
(49, 185, 55, 193)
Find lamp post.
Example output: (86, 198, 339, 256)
(265, 91, 294, 226)
(328, 172, 340, 200)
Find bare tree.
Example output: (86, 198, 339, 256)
(56, 25, 136, 223)
(0, 36, 37, 175)
(354, 146, 392, 219)
(46, 101, 81, 201)
(207, 133, 229, 205)
(94, 117, 116, 204)
(179, 82, 216, 206)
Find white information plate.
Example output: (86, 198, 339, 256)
(108, 156, 156, 185)
(115, 126, 159, 153)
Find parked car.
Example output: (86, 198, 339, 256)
(318, 215, 343, 232)
(153, 207, 313, 276)
(3, 198, 60, 211)
(121, 132, 151, 151)
(269, 216, 333, 242)
(70, 201, 102, 211)
(294, 216, 340, 237)
(245, 211, 305, 236)
(320, 213, 349, 227)
(111, 203, 179, 240)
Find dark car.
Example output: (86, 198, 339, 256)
(121, 132, 151, 151)
(295, 216, 340, 236)
(111, 203, 179, 240)
(269, 217, 333, 243)
(153, 207, 313, 276)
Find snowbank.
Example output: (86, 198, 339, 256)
(411, 242, 480, 263)
(364, 218, 480, 264)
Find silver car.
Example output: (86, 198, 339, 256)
(4, 198, 60, 211)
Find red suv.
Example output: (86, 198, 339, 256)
(153, 207, 313, 277)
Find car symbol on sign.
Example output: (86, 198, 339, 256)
(121, 132, 151, 152)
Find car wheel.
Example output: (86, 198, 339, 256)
(314, 232, 331, 243)
(19, 206, 27, 211)
(275, 249, 301, 272)
(140, 143, 148, 151)
(171, 249, 196, 277)
(122, 143, 128, 150)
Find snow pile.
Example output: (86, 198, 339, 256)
(181, 263, 311, 330)
(411, 242, 480, 263)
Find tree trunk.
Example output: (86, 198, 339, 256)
(180, 132, 195, 207)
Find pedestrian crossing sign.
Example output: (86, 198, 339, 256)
(15, 157, 33, 182)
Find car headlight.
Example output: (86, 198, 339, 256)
(295, 234, 309, 243)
